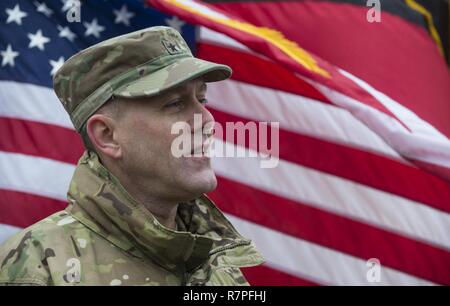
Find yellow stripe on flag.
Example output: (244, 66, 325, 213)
(405, 0, 445, 57)
(166, 0, 330, 78)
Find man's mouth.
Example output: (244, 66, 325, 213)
(190, 137, 213, 157)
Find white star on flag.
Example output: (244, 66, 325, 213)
(49, 57, 65, 76)
(57, 25, 77, 42)
(28, 29, 51, 51)
(113, 5, 135, 26)
(5, 4, 28, 26)
(165, 16, 185, 33)
(61, 0, 80, 12)
(83, 18, 105, 38)
(0, 44, 19, 67)
(33, 1, 53, 17)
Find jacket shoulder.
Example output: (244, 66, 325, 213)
(0, 211, 83, 286)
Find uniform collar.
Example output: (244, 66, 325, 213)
(66, 151, 262, 274)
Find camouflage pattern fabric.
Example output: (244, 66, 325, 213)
(0, 151, 264, 286)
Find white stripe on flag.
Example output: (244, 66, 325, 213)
(0, 151, 75, 201)
(200, 27, 250, 51)
(177, 0, 229, 19)
(0, 224, 22, 246)
(0, 80, 73, 129)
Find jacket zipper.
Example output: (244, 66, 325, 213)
(208, 240, 251, 256)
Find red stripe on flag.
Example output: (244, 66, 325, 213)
(209, 176, 450, 285)
(241, 264, 319, 286)
(197, 42, 332, 104)
(209, 108, 450, 213)
(0, 189, 67, 228)
(412, 159, 450, 183)
(0, 117, 83, 165)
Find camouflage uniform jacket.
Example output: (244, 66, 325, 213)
(0, 151, 264, 286)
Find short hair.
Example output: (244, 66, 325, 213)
(80, 123, 95, 151)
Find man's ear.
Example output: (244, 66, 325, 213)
(86, 114, 122, 159)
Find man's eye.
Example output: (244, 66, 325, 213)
(199, 98, 208, 105)
(165, 100, 184, 108)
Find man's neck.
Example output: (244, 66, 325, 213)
(120, 176, 179, 230)
(101, 159, 179, 230)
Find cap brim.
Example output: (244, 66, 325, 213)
(113, 57, 232, 98)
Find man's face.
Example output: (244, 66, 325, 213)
(113, 78, 217, 202)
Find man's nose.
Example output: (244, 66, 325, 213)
(192, 98, 215, 130)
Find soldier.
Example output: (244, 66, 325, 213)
(0, 26, 263, 286)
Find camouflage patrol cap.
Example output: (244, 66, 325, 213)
(53, 26, 232, 131)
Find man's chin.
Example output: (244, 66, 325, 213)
(191, 170, 218, 194)
(201, 174, 218, 193)
(179, 168, 217, 199)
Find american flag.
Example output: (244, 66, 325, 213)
(1, 0, 450, 285)
(0, 0, 198, 252)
